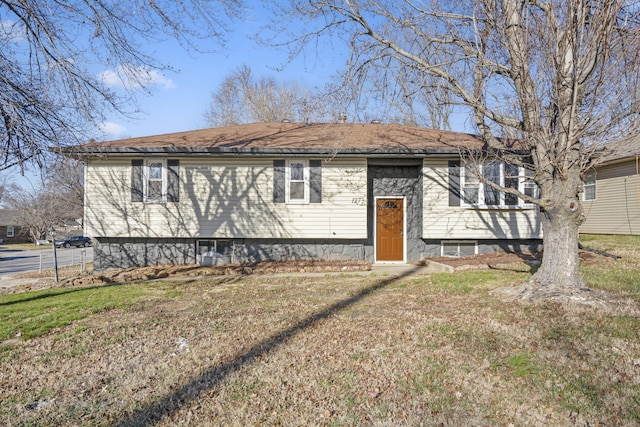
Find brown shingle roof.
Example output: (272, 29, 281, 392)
(602, 133, 640, 163)
(67, 123, 485, 157)
(0, 209, 20, 226)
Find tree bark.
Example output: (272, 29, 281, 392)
(496, 197, 600, 302)
(532, 206, 585, 288)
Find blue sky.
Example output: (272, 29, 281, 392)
(94, 10, 341, 140)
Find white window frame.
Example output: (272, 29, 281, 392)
(6, 226, 14, 238)
(583, 170, 596, 201)
(144, 159, 167, 203)
(461, 162, 538, 208)
(286, 159, 309, 203)
(441, 241, 478, 257)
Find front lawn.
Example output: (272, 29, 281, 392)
(0, 235, 639, 426)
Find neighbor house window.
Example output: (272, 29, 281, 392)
(583, 170, 596, 201)
(460, 162, 538, 207)
(131, 159, 180, 203)
(6, 226, 14, 238)
(286, 160, 309, 203)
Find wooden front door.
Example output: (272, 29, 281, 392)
(376, 198, 404, 261)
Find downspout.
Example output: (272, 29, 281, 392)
(635, 155, 639, 235)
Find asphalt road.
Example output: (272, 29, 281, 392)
(0, 247, 94, 276)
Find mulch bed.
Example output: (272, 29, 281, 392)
(5, 250, 612, 293)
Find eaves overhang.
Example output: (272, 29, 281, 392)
(57, 146, 471, 158)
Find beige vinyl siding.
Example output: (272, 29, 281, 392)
(580, 158, 640, 235)
(85, 157, 368, 239)
(422, 159, 542, 239)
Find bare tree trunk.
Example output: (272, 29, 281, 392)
(533, 208, 584, 287)
(499, 195, 594, 302)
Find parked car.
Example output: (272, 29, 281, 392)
(54, 236, 92, 248)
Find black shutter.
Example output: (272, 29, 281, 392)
(309, 160, 322, 203)
(273, 160, 285, 203)
(167, 160, 180, 202)
(448, 160, 461, 207)
(131, 160, 143, 202)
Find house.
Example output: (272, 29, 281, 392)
(580, 137, 640, 235)
(0, 209, 30, 244)
(62, 122, 542, 270)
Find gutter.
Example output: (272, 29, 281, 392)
(55, 146, 477, 159)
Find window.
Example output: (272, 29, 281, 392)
(460, 162, 538, 207)
(503, 163, 520, 206)
(442, 241, 477, 257)
(131, 159, 179, 203)
(380, 201, 399, 209)
(146, 161, 164, 202)
(6, 226, 14, 238)
(583, 170, 596, 201)
(522, 168, 537, 199)
(462, 164, 480, 204)
(197, 240, 233, 265)
(287, 160, 308, 202)
(273, 159, 321, 204)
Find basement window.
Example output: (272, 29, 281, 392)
(441, 241, 477, 257)
(197, 240, 233, 265)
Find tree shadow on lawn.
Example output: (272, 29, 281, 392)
(114, 266, 421, 427)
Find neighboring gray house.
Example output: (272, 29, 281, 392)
(580, 137, 640, 236)
(0, 209, 30, 244)
(63, 122, 542, 270)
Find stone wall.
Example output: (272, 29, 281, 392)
(94, 237, 372, 270)
(223, 239, 369, 263)
(94, 238, 197, 270)
(93, 236, 542, 270)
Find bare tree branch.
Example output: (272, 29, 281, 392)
(204, 65, 328, 126)
(0, 0, 242, 171)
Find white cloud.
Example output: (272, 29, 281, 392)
(98, 121, 127, 136)
(98, 69, 121, 87)
(98, 65, 175, 90)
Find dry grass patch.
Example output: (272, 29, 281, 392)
(1, 240, 639, 426)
